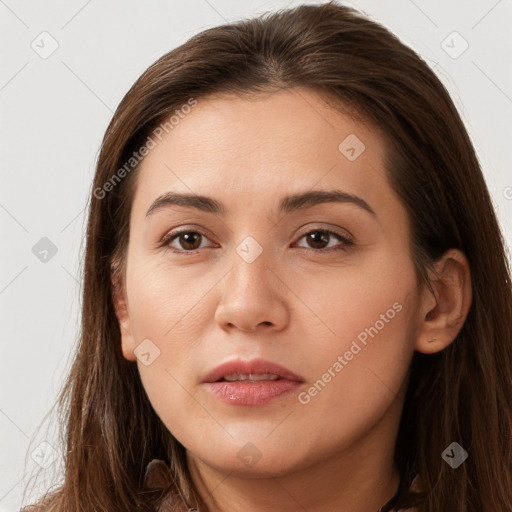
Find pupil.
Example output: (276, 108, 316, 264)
(308, 231, 328, 249)
(181, 232, 200, 250)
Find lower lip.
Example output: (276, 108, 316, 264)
(205, 380, 303, 405)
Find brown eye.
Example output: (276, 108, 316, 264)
(177, 232, 202, 250)
(305, 231, 330, 249)
(165, 230, 211, 252)
(296, 229, 353, 252)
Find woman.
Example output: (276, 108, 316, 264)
(22, 2, 512, 511)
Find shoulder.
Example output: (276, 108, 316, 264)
(20, 487, 63, 512)
(144, 459, 174, 489)
(144, 459, 190, 512)
(388, 474, 423, 512)
(20, 498, 59, 512)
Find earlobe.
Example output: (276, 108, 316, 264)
(415, 249, 472, 355)
(111, 273, 137, 362)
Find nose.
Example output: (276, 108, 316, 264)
(214, 249, 289, 333)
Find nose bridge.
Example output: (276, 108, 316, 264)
(214, 235, 288, 332)
(227, 235, 274, 302)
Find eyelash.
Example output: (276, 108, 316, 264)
(160, 228, 354, 255)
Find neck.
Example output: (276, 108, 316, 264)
(186, 428, 401, 512)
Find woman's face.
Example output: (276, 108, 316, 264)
(116, 88, 423, 477)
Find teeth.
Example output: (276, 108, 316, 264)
(223, 373, 280, 382)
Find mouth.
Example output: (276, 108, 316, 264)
(202, 358, 305, 384)
(218, 372, 281, 382)
(202, 358, 305, 406)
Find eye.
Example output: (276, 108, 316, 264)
(294, 229, 353, 252)
(162, 229, 214, 253)
(161, 227, 353, 255)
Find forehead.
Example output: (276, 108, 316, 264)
(131, 87, 394, 220)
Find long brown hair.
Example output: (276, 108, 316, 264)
(22, 2, 512, 511)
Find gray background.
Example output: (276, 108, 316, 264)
(1, 0, 511, 510)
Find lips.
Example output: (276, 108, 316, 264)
(202, 358, 305, 406)
(202, 358, 305, 384)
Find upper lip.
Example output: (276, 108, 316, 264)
(202, 358, 305, 383)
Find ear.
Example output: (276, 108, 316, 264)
(111, 271, 137, 362)
(415, 249, 472, 354)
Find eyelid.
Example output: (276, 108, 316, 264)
(292, 228, 354, 252)
(295, 223, 353, 241)
(159, 226, 215, 248)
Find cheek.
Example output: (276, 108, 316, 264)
(137, 359, 220, 456)
(126, 257, 221, 348)
(291, 248, 417, 354)
(125, 260, 220, 435)
(295, 310, 413, 453)
(293, 253, 418, 415)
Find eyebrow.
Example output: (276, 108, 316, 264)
(145, 189, 376, 218)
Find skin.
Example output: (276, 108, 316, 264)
(113, 87, 472, 512)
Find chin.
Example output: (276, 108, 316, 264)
(198, 452, 297, 477)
